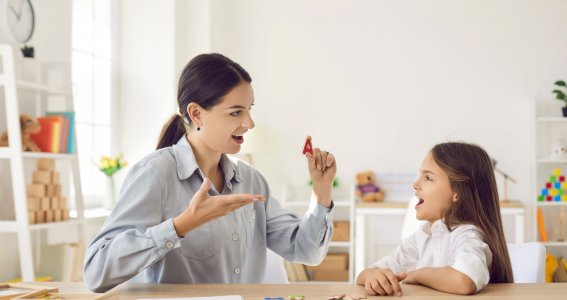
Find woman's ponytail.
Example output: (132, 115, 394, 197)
(156, 114, 185, 150)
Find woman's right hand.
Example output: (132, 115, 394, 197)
(173, 178, 265, 237)
(356, 267, 406, 297)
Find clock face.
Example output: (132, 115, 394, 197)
(5, 0, 35, 43)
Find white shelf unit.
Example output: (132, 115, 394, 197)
(534, 101, 567, 259)
(0, 44, 87, 281)
(280, 185, 356, 283)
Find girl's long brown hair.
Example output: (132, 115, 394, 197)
(432, 142, 513, 283)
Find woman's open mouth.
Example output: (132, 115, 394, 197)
(232, 134, 244, 144)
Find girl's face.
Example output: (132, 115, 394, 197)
(197, 82, 255, 154)
(412, 151, 457, 222)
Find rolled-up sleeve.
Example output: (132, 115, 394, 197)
(261, 176, 333, 265)
(451, 229, 492, 292)
(84, 163, 180, 292)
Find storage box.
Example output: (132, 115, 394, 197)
(50, 197, 60, 209)
(311, 270, 349, 281)
(305, 253, 348, 271)
(332, 221, 350, 241)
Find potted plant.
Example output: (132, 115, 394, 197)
(552, 80, 567, 117)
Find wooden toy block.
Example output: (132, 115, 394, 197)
(45, 210, 54, 223)
(50, 197, 59, 209)
(40, 197, 51, 210)
(27, 197, 40, 211)
(45, 184, 61, 197)
(26, 184, 46, 198)
(0, 283, 57, 299)
(62, 209, 69, 220)
(52, 171, 60, 184)
(59, 197, 67, 209)
(35, 211, 45, 223)
(32, 170, 52, 184)
(37, 158, 55, 171)
(28, 211, 36, 224)
(54, 209, 62, 222)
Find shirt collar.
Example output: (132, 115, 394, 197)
(421, 219, 450, 237)
(172, 135, 242, 186)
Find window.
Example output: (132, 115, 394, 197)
(71, 0, 115, 207)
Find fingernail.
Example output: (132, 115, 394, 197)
(252, 198, 259, 201)
(396, 292, 402, 297)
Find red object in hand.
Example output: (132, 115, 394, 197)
(302, 136, 313, 155)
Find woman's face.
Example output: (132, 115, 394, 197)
(412, 151, 456, 222)
(198, 82, 255, 154)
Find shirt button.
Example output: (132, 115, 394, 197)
(166, 241, 174, 249)
(234, 267, 241, 275)
(232, 234, 238, 241)
(251, 213, 255, 220)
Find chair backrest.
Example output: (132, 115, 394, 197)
(507, 242, 546, 283)
(262, 249, 289, 284)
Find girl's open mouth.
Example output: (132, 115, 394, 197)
(415, 198, 425, 208)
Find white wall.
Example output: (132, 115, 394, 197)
(120, 0, 567, 243)
(172, 0, 567, 241)
(116, 0, 177, 162)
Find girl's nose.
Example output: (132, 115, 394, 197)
(412, 180, 419, 190)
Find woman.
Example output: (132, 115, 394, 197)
(84, 53, 337, 292)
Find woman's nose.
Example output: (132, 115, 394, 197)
(242, 113, 255, 129)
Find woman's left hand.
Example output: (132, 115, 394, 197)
(306, 145, 337, 208)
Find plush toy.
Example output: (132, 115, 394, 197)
(355, 171, 384, 202)
(0, 114, 42, 152)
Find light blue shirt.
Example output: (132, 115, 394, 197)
(84, 136, 334, 292)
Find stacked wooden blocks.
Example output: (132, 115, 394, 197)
(26, 158, 70, 224)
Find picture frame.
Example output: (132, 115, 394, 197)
(0, 283, 57, 300)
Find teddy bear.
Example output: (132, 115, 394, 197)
(355, 171, 384, 202)
(0, 114, 42, 152)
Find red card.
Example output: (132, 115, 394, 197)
(302, 136, 313, 155)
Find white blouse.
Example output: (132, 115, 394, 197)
(370, 220, 492, 292)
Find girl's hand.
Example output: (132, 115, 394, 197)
(400, 270, 418, 284)
(356, 268, 406, 297)
(306, 144, 337, 208)
(173, 178, 265, 237)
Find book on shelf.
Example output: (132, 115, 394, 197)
(537, 207, 548, 242)
(29, 112, 76, 153)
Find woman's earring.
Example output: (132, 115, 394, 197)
(197, 127, 200, 131)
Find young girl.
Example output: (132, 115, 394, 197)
(356, 142, 513, 296)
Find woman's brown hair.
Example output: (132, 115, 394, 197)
(156, 53, 252, 149)
(432, 142, 514, 283)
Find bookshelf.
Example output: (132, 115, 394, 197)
(280, 185, 356, 283)
(534, 100, 567, 261)
(0, 44, 87, 281)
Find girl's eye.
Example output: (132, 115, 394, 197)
(425, 175, 433, 181)
(230, 110, 242, 117)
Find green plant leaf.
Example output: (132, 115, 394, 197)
(555, 80, 567, 87)
(553, 90, 566, 100)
